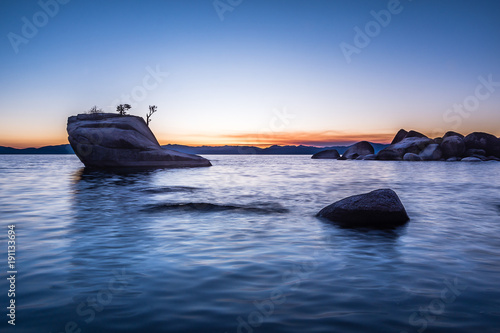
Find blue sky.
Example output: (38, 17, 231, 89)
(0, 0, 499, 147)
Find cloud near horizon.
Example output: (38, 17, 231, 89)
(157, 130, 396, 148)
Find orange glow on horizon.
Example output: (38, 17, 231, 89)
(1, 131, 395, 149)
(4, 129, 500, 149)
(0, 138, 69, 150)
(157, 130, 395, 147)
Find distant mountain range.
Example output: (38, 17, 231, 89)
(162, 144, 389, 155)
(0, 145, 75, 154)
(0, 143, 389, 155)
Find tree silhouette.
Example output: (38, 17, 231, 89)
(88, 105, 103, 114)
(146, 105, 157, 126)
(116, 104, 131, 115)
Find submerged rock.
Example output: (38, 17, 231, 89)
(67, 113, 212, 168)
(461, 157, 483, 162)
(405, 130, 428, 139)
(362, 154, 377, 160)
(342, 141, 375, 159)
(311, 149, 340, 159)
(316, 189, 409, 228)
(403, 153, 422, 161)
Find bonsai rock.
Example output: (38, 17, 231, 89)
(67, 113, 212, 169)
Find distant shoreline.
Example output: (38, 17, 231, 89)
(0, 143, 389, 155)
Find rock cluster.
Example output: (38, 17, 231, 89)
(311, 129, 500, 162)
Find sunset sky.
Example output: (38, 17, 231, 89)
(0, 0, 499, 148)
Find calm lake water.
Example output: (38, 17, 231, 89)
(1, 155, 499, 333)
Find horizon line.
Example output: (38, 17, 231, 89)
(4, 128, 500, 149)
(1, 140, 392, 150)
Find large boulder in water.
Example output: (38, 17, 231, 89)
(391, 129, 408, 144)
(311, 149, 340, 159)
(419, 143, 442, 161)
(67, 113, 212, 168)
(464, 148, 486, 157)
(342, 141, 374, 159)
(377, 136, 432, 160)
(443, 131, 464, 139)
(440, 135, 465, 158)
(316, 189, 409, 228)
(464, 132, 500, 158)
(405, 130, 428, 139)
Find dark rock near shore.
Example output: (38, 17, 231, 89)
(433, 137, 443, 145)
(377, 149, 403, 161)
(311, 149, 340, 159)
(465, 148, 486, 157)
(362, 154, 377, 160)
(310, 129, 498, 162)
(403, 153, 422, 161)
(419, 143, 442, 161)
(464, 132, 500, 158)
(377, 136, 432, 160)
(405, 130, 428, 139)
(342, 141, 374, 159)
(443, 131, 464, 139)
(440, 135, 466, 158)
(67, 113, 212, 169)
(316, 189, 409, 228)
(391, 129, 408, 144)
(461, 157, 483, 162)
